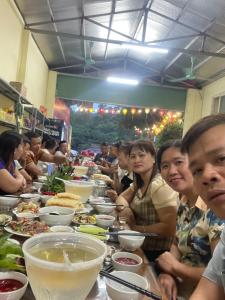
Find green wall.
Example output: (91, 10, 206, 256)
(56, 74, 187, 111)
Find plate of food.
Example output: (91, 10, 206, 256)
(72, 214, 96, 225)
(5, 219, 49, 237)
(13, 201, 39, 217)
(0, 214, 12, 226)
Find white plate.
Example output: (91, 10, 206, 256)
(78, 204, 93, 214)
(0, 214, 12, 225)
(20, 194, 41, 201)
(4, 226, 31, 237)
(12, 208, 39, 218)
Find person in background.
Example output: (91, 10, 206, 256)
(24, 132, 67, 178)
(107, 142, 133, 201)
(94, 142, 110, 164)
(156, 140, 223, 300)
(41, 133, 50, 149)
(99, 142, 120, 175)
(55, 140, 68, 157)
(180, 114, 225, 300)
(0, 131, 26, 194)
(43, 138, 57, 155)
(115, 140, 178, 261)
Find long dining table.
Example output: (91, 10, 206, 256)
(21, 245, 162, 300)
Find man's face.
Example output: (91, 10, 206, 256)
(188, 124, 225, 219)
(60, 142, 68, 154)
(30, 137, 42, 154)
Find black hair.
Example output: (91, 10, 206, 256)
(157, 140, 182, 170)
(182, 113, 225, 153)
(22, 135, 31, 145)
(101, 142, 108, 147)
(59, 140, 67, 146)
(129, 140, 157, 189)
(119, 142, 133, 156)
(45, 139, 57, 150)
(25, 131, 41, 140)
(0, 131, 22, 169)
(111, 141, 121, 149)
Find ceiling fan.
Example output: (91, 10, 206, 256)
(84, 41, 95, 66)
(167, 56, 210, 83)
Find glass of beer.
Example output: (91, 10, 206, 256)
(22, 232, 107, 300)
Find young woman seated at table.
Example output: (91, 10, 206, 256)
(107, 142, 133, 201)
(156, 140, 224, 300)
(0, 131, 26, 194)
(115, 140, 178, 261)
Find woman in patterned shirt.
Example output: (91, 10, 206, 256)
(116, 140, 178, 261)
(157, 140, 224, 300)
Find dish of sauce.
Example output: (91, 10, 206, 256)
(115, 257, 138, 265)
(0, 279, 23, 292)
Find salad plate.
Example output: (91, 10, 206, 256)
(4, 219, 49, 237)
(4, 226, 31, 237)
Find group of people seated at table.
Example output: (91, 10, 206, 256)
(1, 113, 225, 299)
(0, 130, 69, 194)
(95, 115, 225, 300)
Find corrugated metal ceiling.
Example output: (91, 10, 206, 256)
(14, 0, 225, 89)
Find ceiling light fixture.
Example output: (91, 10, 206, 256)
(107, 76, 139, 85)
(121, 44, 168, 54)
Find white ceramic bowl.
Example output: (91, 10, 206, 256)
(0, 196, 19, 208)
(20, 194, 40, 202)
(40, 195, 52, 205)
(0, 271, 28, 300)
(32, 182, 43, 190)
(96, 214, 115, 228)
(50, 225, 74, 232)
(16, 212, 36, 220)
(95, 204, 114, 214)
(106, 270, 148, 300)
(112, 252, 142, 273)
(89, 197, 105, 207)
(38, 206, 74, 226)
(118, 230, 145, 252)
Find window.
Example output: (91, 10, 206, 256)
(212, 96, 225, 113)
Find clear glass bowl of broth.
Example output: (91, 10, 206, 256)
(65, 180, 94, 203)
(22, 232, 107, 300)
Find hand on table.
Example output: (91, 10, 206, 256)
(157, 251, 180, 275)
(159, 273, 177, 300)
(106, 189, 118, 202)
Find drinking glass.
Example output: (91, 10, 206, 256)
(22, 232, 107, 300)
(118, 216, 127, 230)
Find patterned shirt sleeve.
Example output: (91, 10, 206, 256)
(205, 209, 225, 242)
(151, 175, 178, 210)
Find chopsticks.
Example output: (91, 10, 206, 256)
(100, 270, 161, 300)
(97, 231, 159, 237)
(91, 203, 124, 207)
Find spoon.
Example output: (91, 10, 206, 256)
(38, 212, 61, 216)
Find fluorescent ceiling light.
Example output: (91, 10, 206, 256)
(121, 44, 168, 54)
(107, 77, 139, 85)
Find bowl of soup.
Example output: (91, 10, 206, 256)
(112, 252, 142, 273)
(0, 271, 28, 300)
